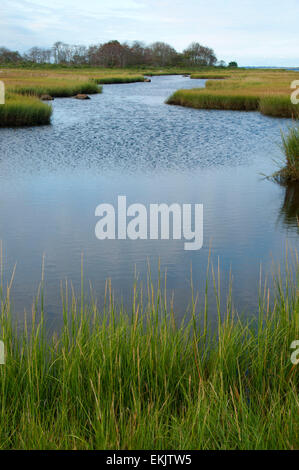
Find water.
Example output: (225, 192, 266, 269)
(0, 75, 298, 327)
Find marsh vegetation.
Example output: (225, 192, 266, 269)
(272, 126, 299, 182)
(167, 69, 299, 119)
(0, 92, 53, 127)
(0, 258, 298, 450)
(1, 67, 298, 126)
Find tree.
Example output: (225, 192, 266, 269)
(228, 61, 238, 68)
(128, 41, 149, 66)
(0, 39, 220, 69)
(24, 47, 52, 63)
(95, 41, 129, 67)
(52, 42, 73, 64)
(0, 47, 22, 64)
(148, 42, 178, 67)
(183, 42, 217, 66)
(71, 45, 88, 65)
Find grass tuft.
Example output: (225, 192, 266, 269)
(190, 74, 229, 79)
(259, 96, 299, 119)
(0, 256, 298, 449)
(273, 126, 299, 182)
(166, 90, 259, 111)
(0, 93, 52, 127)
(167, 69, 299, 119)
(91, 76, 145, 84)
(11, 81, 101, 98)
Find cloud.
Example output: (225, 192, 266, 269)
(1, 0, 299, 66)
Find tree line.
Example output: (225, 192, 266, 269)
(0, 41, 237, 68)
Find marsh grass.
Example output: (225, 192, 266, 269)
(0, 93, 52, 127)
(167, 70, 299, 119)
(0, 74, 101, 126)
(191, 74, 230, 79)
(167, 90, 260, 111)
(11, 81, 101, 98)
(273, 127, 299, 182)
(259, 96, 299, 119)
(0, 254, 298, 450)
(91, 76, 145, 84)
(2, 67, 299, 126)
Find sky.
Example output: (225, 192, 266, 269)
(1, 0, 299, 66)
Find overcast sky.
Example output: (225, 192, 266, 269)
(1, 0, 299, 66)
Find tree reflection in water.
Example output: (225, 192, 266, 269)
(279, 182, 299, 231)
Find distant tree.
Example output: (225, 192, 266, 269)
(128, 41, 149, 66)
(228, 61, 238, 68)
(71, 45, 88, 65)
(183, 42, 217, 66)
(24, 47, 52, 63)
(0, 47, 22, 64)
(217, 60, 227, 67)
(148, 42, 178, 67)
(87, 44, 99, 66)
(174, 52, 185, 67)
(87, 41, 129, 67)
(52, 42, 74, 64)
(0, 39, 220, 69)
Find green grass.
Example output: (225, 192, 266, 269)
(273, 126, 299, 182)
(0, 81, 100, 127)
(167, 90, 299, 119)
(166, 69, 299, 119)
(0, 93, 52, 127)
(0, 256, 298, 450)
(2, 67, 298, 126)
(166, 90, 260, 111)
(11, 81, 101, 98)
(91, 76, 145, 84)
(191, 74, 229, 79)
(259, 96, 299, 119)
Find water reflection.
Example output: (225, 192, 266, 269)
(279, 182, 299, 231)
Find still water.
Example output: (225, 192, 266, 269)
(0, 75, 298, 326)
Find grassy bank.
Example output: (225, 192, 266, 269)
(11, 80, 100, 98)
(0, 67, 164, 127)
(0, 258, 298, 450)
(0, 71, 103, 126)
(191, 74, 230, 79)
(273, 126, 299, 182)
(1, 67, 299, 126)
(0, 92, 52, 127)
(167, 90, 260, 111)
(167, 69, 299, 119)
(91, 75, 145, 84)
(259, 96, 299, 119)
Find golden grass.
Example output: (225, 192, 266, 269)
(0, 68, 164, 126)
(0, 69, 107, 126)
(169, 69, 299, 118)
(0, 68, 149, 90)
(273, 126, 299, 182)
(0, 92, 52, 127)
(1, 67, 299, 125)
(0, 68, 161, 127)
